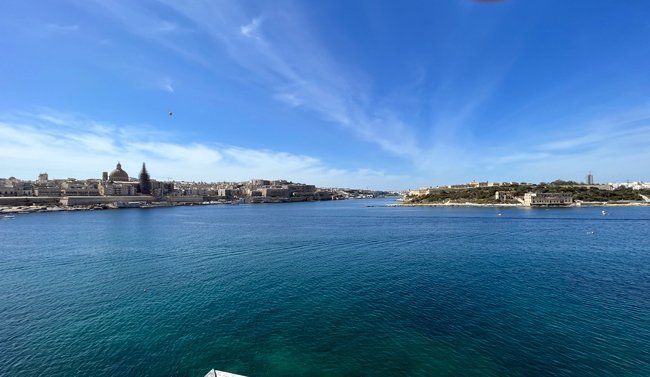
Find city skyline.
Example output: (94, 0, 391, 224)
(4, 160, 647, 191)
(2, 1, 650, 189)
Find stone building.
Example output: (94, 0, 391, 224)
(34, 184, 61, 197)
(495, 191, 515, 202)
(109, 162, 129, 182)
(99, 182, 136, 196)
(261, 188, 289, 198)
(99, 162, 137, 196)
(0, 184, 18, 196)
(151, 181, 174, 198)
(524, 192, 573, 207)
(14, 182, 33, 196)
(61, 180, 100, 196)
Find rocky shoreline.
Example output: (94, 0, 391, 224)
(391, 201, 650, 208)
(391, 202, 521, 207)
(0, 201, 227, 216)
(3, 199, 648, 217)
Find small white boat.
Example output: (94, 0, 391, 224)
(205, 370, 246, 377)
(601, 210, 607, 216)
(2, 215, 15, 219)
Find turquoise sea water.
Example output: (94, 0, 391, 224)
(1, 199, 649, 376)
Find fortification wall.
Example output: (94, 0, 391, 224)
(0, 196, 60, 206)
(61, 196, 155, 206)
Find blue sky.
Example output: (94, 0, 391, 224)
(1, 0, 650, 189)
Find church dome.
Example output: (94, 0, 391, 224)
(109, 162, 129, 181)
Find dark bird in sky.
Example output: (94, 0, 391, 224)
(168, 111, 173, 117)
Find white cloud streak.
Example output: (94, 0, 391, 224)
(45, 23, 80, 32)
(0, 110, 408, 189)
(160, 78, 174, 93)
(99, 1, 423, 159)
(24, 2, 650, 185)
(240, 17, 262, 39)
(480, 109, 650, 182)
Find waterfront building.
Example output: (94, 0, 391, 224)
(150, 181, 174, 198)
(523, 192, 573, 207)
(61, 180, 100, 196)
(34, 184, 62, 197)
(99, 182, 137, 196)
(218, 188, 233, 198)
(494, 191, 515, 202)
(246, 189, 263, 197)
(184, 187, 208, 196)
(14, 182, 34, 196)
(284, 184, 316, 194)
(0, 180, 34, 197)
(38, 172, 48, 183)
(586, 172, 594, 185)
(0, 184, 18, 196)
(261, 188, 290, 198)
(217, 188, 243, 199)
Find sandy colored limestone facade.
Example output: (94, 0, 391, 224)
(60, 195, 156, 206)
(523, 192, 573, 207)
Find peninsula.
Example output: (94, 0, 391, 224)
(0, 162, 397, 215)
(404, 179, 650, 207)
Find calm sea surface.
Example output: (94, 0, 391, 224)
(1, 199, 649, 376)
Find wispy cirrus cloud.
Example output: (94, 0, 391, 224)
(96, 1, 423, 159)
(158, 78, 174, 93)
(45, 23, 80, 32)
(0, 110, 408, 189)
(537, 115, 650, 152)
(153, 20, 180, 33)
(88, 1, 209, 66)
(240, 17, 262, 39)
(477, 107, 650, 181)
(47, 1, 650, 185)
